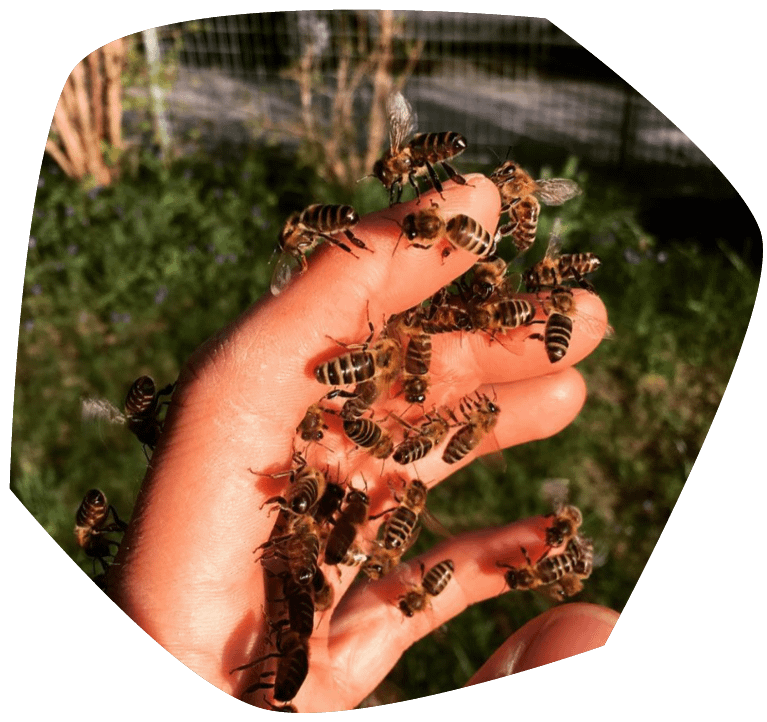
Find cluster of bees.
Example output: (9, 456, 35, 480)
(75, 90, 608, 711)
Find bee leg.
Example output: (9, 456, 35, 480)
(243, 677, 277, 696)
(441, 161, 467, 185)
(107, 505, 128, 531)
(343, 229, 371, 251)
(231, 655, 282, 675)
(423, 161, 445, 198)
(402, 174, 420, 204)
(572, 270, 597, 294)
(389, 181, 402, 207)
(316, 233, 360, 259)
(367, 505, 399, 521)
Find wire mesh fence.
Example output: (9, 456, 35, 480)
(129, 11, 711, 175)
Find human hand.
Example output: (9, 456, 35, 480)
(107, 174, 617, 712)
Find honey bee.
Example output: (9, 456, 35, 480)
(442, 392, 501, 464)
(258, 453, 327, 517)
(314, 324, 403, 388)
(468, 296, 536, 341)
(372, 90, 467, 206)
(392, 409, 453, 465)
(310, 482, 346, 527)
(490, 160, 582, 252)
(342, 416, 394, 459)
(416, 288, 473, 335)
(296, 403, 329, 444)
(444, 214, 496, 258)
(528, 286, 609, 363)
(81, 376, 175, 453)
(232, 628, 310, 702)
(361, 537, 416, 581)
(534, 535, 594, 601)
(397, 560, 455, 617)
(545, 504, 583, 548)
(378, 479, 429, 551)
(462, 254, 511, 302)
(399, 200, 446, 249)
(400, 330, 433, 404)
(363, 478, 448, 581)
(256, 514, 321, 586)
(324, 487, 370, 566)
(271, 204, 368, 296)
(523, 221, 601, 293)
(123, 376, 175, 448)
(74, 489, 127, 569)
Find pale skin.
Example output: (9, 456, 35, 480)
(107, 175, 619, 712)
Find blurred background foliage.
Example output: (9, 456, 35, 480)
(13, 9, 761, 708)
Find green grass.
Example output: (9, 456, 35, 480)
(13, 145, 759, 705)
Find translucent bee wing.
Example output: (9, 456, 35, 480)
(270, 252, 302, 296)
(543, 218, 565, 258)
(573, 308, 615, 342)
(540, 478, 571, 509)
(386, 90, 417, 152)
(81, 397, 126, 425)
(535, 178, 582, 206)
(420, 506, 453, 540)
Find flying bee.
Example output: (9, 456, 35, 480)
(314, 323, 403, 388)
(490, 160, 582, 252)
(342, 416, 394, 459)
(232, 628, 310, 702)
(442, 391, 501, 464)
(392, 408, 453, 465)
(397, 560, 455, 618)
(523, 220, 602, 293)
(444, 214, 496, 257)
(324, 487, 370, 566)
(296, 403, 329, 444)
(256, 514, 321, 586)
(528, 286, 610, 364)
(271, 204, 368, 296)
(74, 489, 127, 570)
(371, 90, 467, 206)
(81, 376, 175, 453)
(258, 453, 327, 517)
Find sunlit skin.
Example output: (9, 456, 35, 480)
(108, 175, 618, 712)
